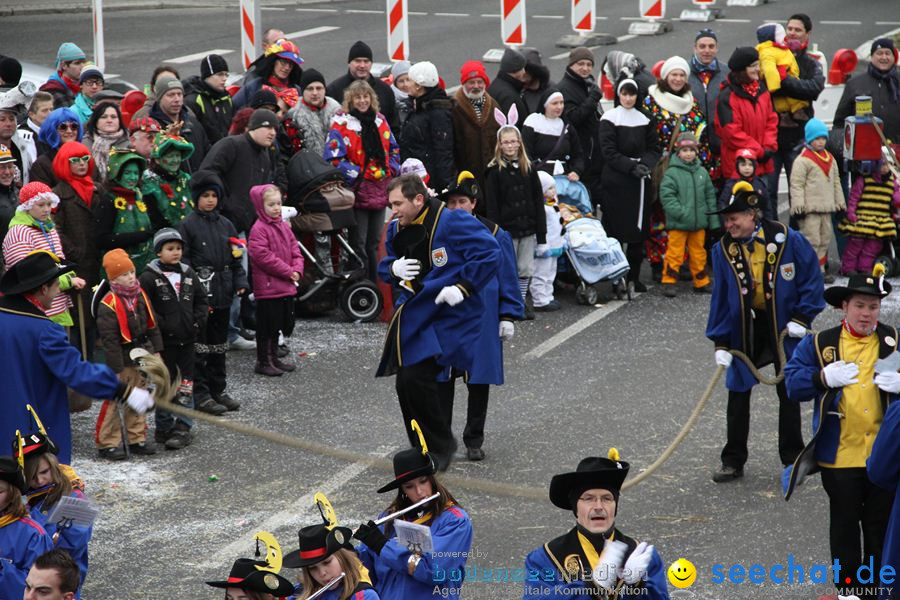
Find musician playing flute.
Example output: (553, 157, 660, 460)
(353, 430, 473, 600)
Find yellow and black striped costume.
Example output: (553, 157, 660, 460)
(838, 175, 898, 239)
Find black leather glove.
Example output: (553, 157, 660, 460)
(353, 520, 388, 555)
(760, 150, 775, 162)
(631, 163, 651, 178)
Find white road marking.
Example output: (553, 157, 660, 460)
(523, 300, 633, 360)
(346, 8, 383, 14)
(295, 7, 338, 12)
(596, 16, 608, 20)
(876, 21, 900, 26)
(434, 12, 469, 16)
(534, 14, 564, 19)
(482, 13, 501, 18)
(819, 20, 861, 25)
(284, 25, 341, 40)
(617, 34, 637, 42)
(261, 6, 286, 10)
(165, 49, 233, 65)
(715, 18, 751, 23)
(409, 11, 429, 15)
(205, 451, 391, 568)
(620, 16, 642, 21)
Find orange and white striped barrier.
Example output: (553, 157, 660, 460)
(501, 0, 526, 46)
(387, 0, 410, 61)
(240, 0, 261, 70)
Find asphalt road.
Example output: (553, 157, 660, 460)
(6, 2, 900, 599)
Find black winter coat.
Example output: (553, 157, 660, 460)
(834, 66, 900, 142)
(327, 72, 399, 132)
(148, 104, 209, 172)
(179, 209, 249, 309)
(556, 68, 604, 179)
(184, 76, 234, 146)
(139, 260, 208, 345)
(198, 133, 287, 233)
(487, 72, 527, 120)
(400, 87, 455, 193)
(0, 182, 17, 253)
(52, 180, 103, 287)
(483, 162, 546, 243)
(522, 116, 584, 177)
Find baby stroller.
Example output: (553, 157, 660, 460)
(286, 150, 383, 322)
(563, 216, 630, 304)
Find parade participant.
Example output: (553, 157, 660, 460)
(438, 172, 524, 461)
(377, 174, 501, 469)
(2, 181, 84, 326)
(868, 381, 900, 597)
(598, 79, 660, 292)
(688, 29, 726, 155)
(206, 557, 294, 600)
(180, 170, 247, 412)
(354, 435, 473, 599)
(94, 248, 164, 460)
(452, 59, 500, 192)
(248, 184, 303, 376)
(81, 101, 130, 181)
(140, 228, 211, 451)
(531, 171, 565, 311)
(234, 40, 303, 111)
(70, 64, 104, 124)
(94, 148, 156, 273)
(39, 43, 86, 108)
(29, 108, 82, 188)
(327, 41, 398, 132)
(0, 251, 149, 464)
(523, 451, 669, 599)
(784, 268, 897, 595)
(15, 412, 91, 593)
(148, 76, 209, 171)
(23, 549, 80, 600)
(400, 62, 455, 195)
(127, 116, 161, 160)
(0, 455, 52, 599)
(141, 128, 195, 228)
(788, 118, 845, 283)
(707, 182, 825, 482)
(183, 54, 233, 145)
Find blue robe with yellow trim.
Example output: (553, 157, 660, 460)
(706, 221, 824, 392)
(0, 296, 122, 464)
(357, 505, 473, 600)
(377, 199, 501, 376)
(868, 399, 900, 592)
(29, 490, 93, 596)
(0, 516, 53, 599)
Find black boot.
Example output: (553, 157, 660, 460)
(254, 338, 284, 377)
(271, 339, 296, 372)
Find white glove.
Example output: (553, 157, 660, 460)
(281, 206, 298, 221)
(592, 540, 628, 590)
(874, 371, 900, 394)
(390, 257, 421, 281)
(822, 360, 860, 388)
(125, 387, 154, 414)
(435, 285, 465, 307)
(715, 349, 733, 368)
(787, 321, 807, 338)
(499, 320, 515, 341)
(619, 542, 654, 585)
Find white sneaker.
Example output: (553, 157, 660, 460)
(229, 336, 256, 351)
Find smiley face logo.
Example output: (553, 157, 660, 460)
(667, 558, 696, 588)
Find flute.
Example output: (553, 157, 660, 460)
(374, 493, 440, 526)
(306, 572, 346, 600)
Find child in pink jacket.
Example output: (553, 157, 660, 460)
(248, 184, 304, 377)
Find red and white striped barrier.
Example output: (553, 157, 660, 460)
(92, 0, 105, 71)
(240, 0, 261, 70)
(630, 0, 671, 35)
(387, 0, 410, 61)
(501, 0, 526, 46)
(571, 0, 595, 33)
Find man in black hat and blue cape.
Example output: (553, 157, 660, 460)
(0, 251, 153, 464)
(706, 181, 824, 483)
(523, 450, 669, 599)
(784, 266, 898, 596)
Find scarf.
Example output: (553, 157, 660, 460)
(800, 147, 833, 176)
(26, 483, 55, 505)
(648, 84, 695, 115)
(740, 80, 760, 99)
(350, 108, 386, 169)
(868, 63, 900, 102)
(691, 55, 719, 74)
(52, 141, 96, 208)
(90, 130, 123, 178)
(266, 74, 289, 91)
(735, 223, 763, 248)
(110, 279, 141, 301)
(58, 72, 80, 96)
(0, 513, 20, 528)
(468, 95, 485, 120)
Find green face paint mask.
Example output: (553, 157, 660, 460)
(158, 148, 183, 175)
(119, 162, 141, 190)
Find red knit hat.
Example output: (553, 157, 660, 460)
(459, 60, 490, 86)
(18, 181, 60, 212)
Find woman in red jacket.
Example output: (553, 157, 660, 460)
(715, 47, 778, 219)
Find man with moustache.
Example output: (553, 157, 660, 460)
(451, 60, 500, 197)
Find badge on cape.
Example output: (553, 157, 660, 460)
(775, 232, 786, 243)
(822, 346, 836, 364)
(780, 262, 795, 281)
(563, 554, 582, 579)
(432, 247, 448, 268)
(264, 574, 279, 590)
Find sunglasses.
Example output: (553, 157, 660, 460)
(68, 155, 91, 164)
(57, 123, 79, 132)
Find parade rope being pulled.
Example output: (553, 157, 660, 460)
(134, 328, 802, 499)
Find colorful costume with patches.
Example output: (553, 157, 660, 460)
(95, 150, 154, 273)
(0, 512, 53, 599)
(838, 172, 900, 274)
(868, 397, 900, 597)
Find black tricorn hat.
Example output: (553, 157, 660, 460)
(441, 171, 482, 204)
(0, 455, 26, 493)
(13, 405, 60, 461)
(548, 454, 630, 510)
(377, 447, 437, 494)
(824, 269, 892, 308)
(205, 558, 294, 595)
(708, 181, 760, 216)
(0, 250, 76, 295)
(283, 524, 354, 568)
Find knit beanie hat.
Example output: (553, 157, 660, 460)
(55, 42, 86, 69)
(695, 28, 717, 42)
(409, 62, 439, 88)
(728, 47, 759, 72)
(735, 148, 757, 167)
(400, 158, 429, 183)
(190, 169, 224, 201)
(103, 248, 135, 281)
(538, 170, 555, 195)
(756, 23, 786, 45)
(392, 60, 411, 79)
(250, 89, 278, 109)
(459, 60, 490, 86)
(299, 68, 326, 91)
(871, 38, 898, 59)
(79, 64, 104, 84)
(153, 227, 183, 253)
(154, 76, 183, 101)
(248, 108, 278, 130)
(568, 47, 595, 67)
(0, 144, 13, 164)
(499, 47, 527, 74)
(200, 54, 229, 79)
(660, 56, 690, 81)
(804, 118, 828, 145)
(347, 40, 373, 62)
(18, 181, 60, 212)
(0, 57, 22, 86)
(675, 131, 698, 149)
